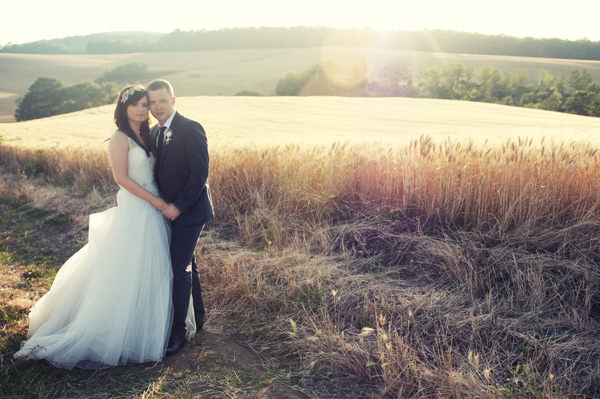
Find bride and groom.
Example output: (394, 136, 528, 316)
(14, 79, 214, 368)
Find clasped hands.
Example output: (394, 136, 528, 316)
(152, 198, 181, 221)
(161, 203, 181, 221)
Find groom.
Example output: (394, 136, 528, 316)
(147, 79, 214, 355)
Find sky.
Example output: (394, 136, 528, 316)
(3, 0, 600, 45)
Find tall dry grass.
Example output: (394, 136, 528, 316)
(0, 144, 114, 193)
(210, 136, 600, 227)
(1, 135, 599, 398)
(203, 136, 600, 398)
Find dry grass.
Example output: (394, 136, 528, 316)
(2, 129, 598, 398)
(3, 94, 600, 397)
(202, 136, 600, 398)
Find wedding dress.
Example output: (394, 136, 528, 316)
(15, 134, 194, 369)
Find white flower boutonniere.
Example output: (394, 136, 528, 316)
(165, 129, 173, 145)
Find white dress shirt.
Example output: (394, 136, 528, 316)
(156, 110, 177, 147)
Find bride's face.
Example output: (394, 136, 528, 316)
(127, 97, 149, 126)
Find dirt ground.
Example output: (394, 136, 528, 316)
(164, 330, 309, 399)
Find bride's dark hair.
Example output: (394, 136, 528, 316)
(114, 85, 155, 157)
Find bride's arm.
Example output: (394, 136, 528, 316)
(108, 132, 167, 211)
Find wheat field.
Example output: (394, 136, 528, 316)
(1, 97, 600, 398)
(2, 96, 600, 149)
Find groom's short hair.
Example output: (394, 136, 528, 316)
(147, 79, 175, 97)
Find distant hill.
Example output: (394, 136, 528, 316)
(2, 27, 600, 61)
(3, 47, 600, 121)
(0, 32, 163, 54)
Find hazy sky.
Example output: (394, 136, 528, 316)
(4, 0, 600, 45)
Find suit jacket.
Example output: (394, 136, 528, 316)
(152, 111, 214, 226)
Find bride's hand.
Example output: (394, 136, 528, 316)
(162, 203, 182, 221)
(151, 196, 168, 212)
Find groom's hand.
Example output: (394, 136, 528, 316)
(162, 203, 182, 221)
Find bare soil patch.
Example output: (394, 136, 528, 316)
(165, 331, 309, 399)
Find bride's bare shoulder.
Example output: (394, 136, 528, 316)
(110, 130, 129, 141)
(108, 131, 129, 151)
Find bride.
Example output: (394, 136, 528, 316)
(14, 85, 188, 369)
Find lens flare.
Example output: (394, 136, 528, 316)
(319, 30, 377, 89)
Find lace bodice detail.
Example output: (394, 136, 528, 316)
(126, 137, 156, 190)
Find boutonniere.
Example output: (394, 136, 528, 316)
(165, 129, 173, 145)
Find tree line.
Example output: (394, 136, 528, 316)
(14, 63, 150, 121)
(3, 27, 600, 61)
(15, 60, 600, 121)
(276, 59, 600, 117)
(1, 32, 162, 54)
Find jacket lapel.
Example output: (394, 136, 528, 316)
(150, 125, 159, 151)
(158, 111, 181, 169)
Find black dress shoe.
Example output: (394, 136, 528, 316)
(166, 337, 185, 355)
(195, 314, 205, 331)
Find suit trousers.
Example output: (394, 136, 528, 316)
(169, 222, 205, 341)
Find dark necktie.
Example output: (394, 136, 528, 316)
(157, 126, 167, 154)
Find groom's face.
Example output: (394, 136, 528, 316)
(148, 88, 176, 126)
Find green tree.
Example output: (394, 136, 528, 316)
(568, 69, 598, 93)
(276, 64, 321, 95)
(421, 67, 445, 98)
(15, 77, 116, 121)
(477, 66, 503, 102)
(565, 90, 600, 116)
(369, 56, 415, 97)
(539, 90, 563, 111)
(442, 62, 474, 99)
(420, 63, 475, 99)
(298, 61, 351, 95)
(96, 63, 149, 84)
(15, 77, 67, 121)
(521, 70, 565, 111)
(509, 69, 528, 102)
(276, 71, 305, 96)
(62, 81, 114, 113)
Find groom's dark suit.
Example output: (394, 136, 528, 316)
(152, 111, 214, 344)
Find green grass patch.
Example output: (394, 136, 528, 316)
(0, 307, 28, 326)
(0, 196, 62, 268)
(46, 213, 72, 225)
(0, 360, 168, 399)
(0, 192, 72, 397)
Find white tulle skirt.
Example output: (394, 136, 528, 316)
(14, 187, 177, 369)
